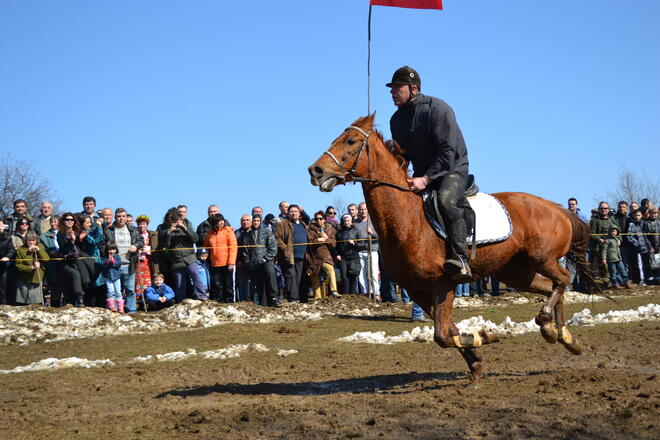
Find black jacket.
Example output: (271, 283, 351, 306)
(240, 227, 277, 267)
(158, 223, 198, 271)
(0, 232, 17, 262)
(336, 227, 365, 260)
(390, 94, 469, 185)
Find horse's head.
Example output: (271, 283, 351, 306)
(308, 114, 376, 192)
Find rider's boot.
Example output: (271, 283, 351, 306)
(443, 219, 472, 283)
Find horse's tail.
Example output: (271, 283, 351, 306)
(565, 211, 602, 294)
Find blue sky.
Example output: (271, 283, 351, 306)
(1, 1, 658, 226)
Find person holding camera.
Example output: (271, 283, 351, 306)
(157, 207, 207, 303)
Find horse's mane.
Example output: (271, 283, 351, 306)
(352, 115, 410, 177)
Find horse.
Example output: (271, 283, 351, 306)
(307, 114, 597, 382)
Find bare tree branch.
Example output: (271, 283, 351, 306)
(596, 165, 660, 208)
(0, 154, 61, 218)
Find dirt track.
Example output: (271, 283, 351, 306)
(1, 290, 659, 440)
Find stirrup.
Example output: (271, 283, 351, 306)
(444, 256, 472, 282)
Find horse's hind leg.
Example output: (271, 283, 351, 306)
(554, 295, 583, 355)
(533, 260, 571, 344)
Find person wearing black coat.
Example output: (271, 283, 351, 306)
(335, 215, 366, 295)
(240, 215, 280, 307)
(0, 219, 17, 304)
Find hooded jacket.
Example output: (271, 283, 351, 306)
(600, 227, 623, 263)
(204, 226, 238, 268)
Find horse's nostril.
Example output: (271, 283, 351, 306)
(312, 166, 324, 177)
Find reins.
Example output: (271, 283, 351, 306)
(323, 125, 412, 193)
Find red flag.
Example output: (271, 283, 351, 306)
(370, 0, 443, 10)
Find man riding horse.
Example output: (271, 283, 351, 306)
(387, 66, 472, 282)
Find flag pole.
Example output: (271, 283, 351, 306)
(367, 4, 373, 115)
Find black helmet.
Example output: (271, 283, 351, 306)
(386, 66, 421, 90)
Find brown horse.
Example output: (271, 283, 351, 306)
(308, 114, 596, 382)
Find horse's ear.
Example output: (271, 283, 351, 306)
(365, 112, 376, 129)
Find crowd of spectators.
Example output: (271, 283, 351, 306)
(0, 195, 657, 315)
(567, 197, 659, 290)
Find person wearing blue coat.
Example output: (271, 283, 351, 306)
(144, 273, 176, 311)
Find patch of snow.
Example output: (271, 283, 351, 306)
(338, 304, 659, 344)
(567, 303, 660, 326)
(0, 357, 114, 374)
(276, 349, 298, 357)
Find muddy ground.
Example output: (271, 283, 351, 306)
(1, 289, 658, 440)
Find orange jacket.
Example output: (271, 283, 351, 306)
(203, 226, 238, 267)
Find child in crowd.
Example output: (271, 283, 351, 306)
(15, 232, 49, 305)
(600, 226, 631, 289)
(102, 242, 123, 313)
(195, 248, 211, 300)
(144, 272, 175, 310)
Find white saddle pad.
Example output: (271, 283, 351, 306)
(467, 193, 512, 244)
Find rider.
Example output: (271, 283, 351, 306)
(387, 66, 472, 282)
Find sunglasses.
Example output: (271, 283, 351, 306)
(328, 212, 336, 215)
(315, 217, 325, 221)
(64, 218, 75, 221)
(19, 222, 30, 225)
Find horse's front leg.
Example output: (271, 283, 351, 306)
(431, 286, 487, 382)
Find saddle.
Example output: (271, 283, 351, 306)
(423, 174, 478, 242)
(423, 175, 512, 254)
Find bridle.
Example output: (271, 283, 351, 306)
(323, 126, 412, 192)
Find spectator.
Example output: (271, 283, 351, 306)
(455, 282, 470, 297)
(0, 219, 17, 305)
(263, 213, 277, 232)
(278, 201, 289, 220)
(643, 206, 659, 285)
(101, 208, 114, 230)
(135, 215, 159, 308)
(104, 208, 144, 313)
(567, 198, 588, 223)
(177, 205, 195, 231)
(347, 203, 358, 221)
(11, 216, 32, 250)
(196, 205, 220, 247)
(58, 212, 86, 307)
(629, 202, 639, 219)
(242, 214, 279, 307)
(589, 201, 617, 278)
(335, 214, 363, 295)
(145, 273, 176, 311)
(234, 214, 253, 302)
(600, 226, 630, 290)
(39, 216, 60, 298)
(324, 206, 340, 233)
(275, 204, 308, 302)
(204, 214, 237, 302)
(80, 196, 100, 222)
(5, 199, 34, 235)
(252, 206, 263, 218)
(78, 214, 105, 306)
(14, 231, 49, 305)
(34, 201, 53, 235)
(196, 249, 211, 297)
(126, 214, 134, 227)
(625, 209, 651, 286)
(306, 210, 339, 300)
(355, 202, 380, 300)
(158, 208, 206, 302)
(101, 242, 123, 313)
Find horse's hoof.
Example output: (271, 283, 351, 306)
(540, 322, 558, 343)
(558, 327, 583, 355)
(479, 329, 500, 344)
(469, 361, 484, 383)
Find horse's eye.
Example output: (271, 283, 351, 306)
(347, 138, 357, 146)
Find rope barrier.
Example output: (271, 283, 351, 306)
(5, 233, 659, 263)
